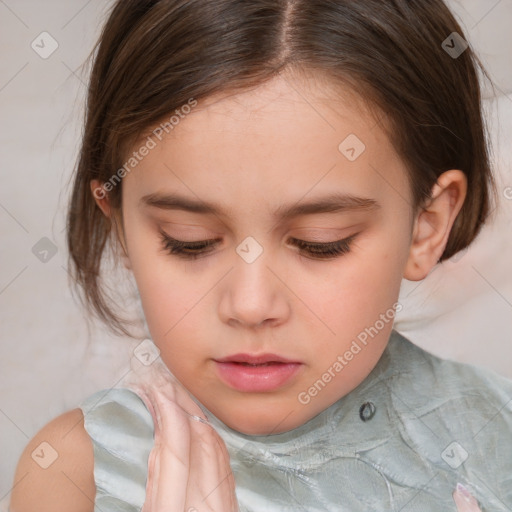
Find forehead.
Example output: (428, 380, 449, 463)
(182, 69, 382, 137)
(124, 71, 410, 216)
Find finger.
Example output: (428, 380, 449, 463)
(210, 429, 239, 512)
(207, 423, 239, 512)
(134, 377, 237, 512)
(453, 483, 482, 512)
(149, 389, 192, 512)
(164, 373, 210, 422)
(186, 419, 229, 511)
(137, 386, 163, 512)
(141, 436, 159, 511)
(158, 377, 237, 510)
(186, 417, 239, 512)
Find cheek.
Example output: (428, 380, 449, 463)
(307, 232, 408, 330)
(135, 266, 199, 342)
(122, 221, 187, 338)
(127, 247, 217, 368)
(135, 273, 208, 377)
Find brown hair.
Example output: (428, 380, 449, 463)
(67, 0, 497, 337)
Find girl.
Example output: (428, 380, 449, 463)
(10, 0, 511, 511)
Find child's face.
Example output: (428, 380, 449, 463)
(120, 72, 416, 435)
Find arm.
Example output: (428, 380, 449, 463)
(9, 408, 95, 512)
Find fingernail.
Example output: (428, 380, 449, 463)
(189, 414, 210, 425)
(456, 482, 471, 498)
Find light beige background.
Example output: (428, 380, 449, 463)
(1, 0, 511, 506)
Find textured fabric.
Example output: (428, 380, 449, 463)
(79, 388, 154, 511)
(79, 330, 512, 511)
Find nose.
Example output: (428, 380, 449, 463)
(218, 247, 290, 329)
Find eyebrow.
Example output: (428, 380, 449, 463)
(140, 192, 380, 220)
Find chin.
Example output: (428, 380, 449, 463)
(227, 418, 291, 436)
(215, 405, 311, 436)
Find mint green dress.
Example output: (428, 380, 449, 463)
(79, 330, 512, 511)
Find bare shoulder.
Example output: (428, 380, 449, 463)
(9, 407, 95, 512)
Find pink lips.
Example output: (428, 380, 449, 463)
(214, 353, 303, 392)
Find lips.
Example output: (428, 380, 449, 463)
(213, 353, 303, 392)
(214, 353, 300, 365)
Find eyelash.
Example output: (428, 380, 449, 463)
(159, 231, 358, 261)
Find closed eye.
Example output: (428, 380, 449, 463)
(289, 235, 356, 259)
(159, 231, 359, 261)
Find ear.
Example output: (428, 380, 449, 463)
(90, 179, 111, 217)
(90, 179, 132, 270)
(403, 169, 467, 281)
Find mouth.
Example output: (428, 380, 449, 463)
(213, 353, 303, 392)
(228, 362, 285, 366)
(215, 353, 300, 364)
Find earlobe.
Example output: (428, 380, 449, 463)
(119, 247, 132, 271)
(111, 209, 132, 271)
(90, 179, 111, 218)
(90, 179, 132, 271)
(403, 169, 467, 281)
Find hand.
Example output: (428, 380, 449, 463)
(453, 483, 482, 512)
(135, 373, 239, 512)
